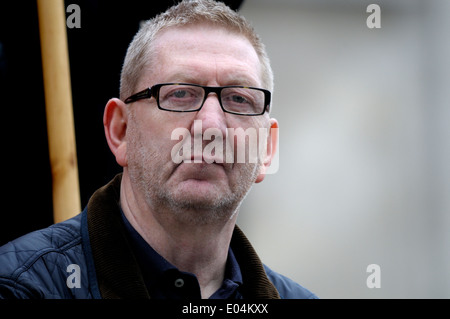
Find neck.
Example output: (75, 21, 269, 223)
(120, 172, 239, 299)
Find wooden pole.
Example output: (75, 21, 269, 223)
(37, 0, 81, 223)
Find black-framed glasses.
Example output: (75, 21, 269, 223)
(124, 83, 271, 116)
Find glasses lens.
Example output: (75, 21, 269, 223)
(158, 84, 204, 111)
(221, 87, 265, 115)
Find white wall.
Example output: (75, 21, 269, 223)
(238, 0, 450, 298)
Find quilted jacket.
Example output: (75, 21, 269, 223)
(0, 174, 317, 299)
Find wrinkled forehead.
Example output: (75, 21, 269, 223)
(139, 24, 263, 88)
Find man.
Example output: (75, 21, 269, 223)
(0, 0, 317, 299)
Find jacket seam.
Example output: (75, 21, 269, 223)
(9, 236, 82, 283)
(0, 277, 36, 298)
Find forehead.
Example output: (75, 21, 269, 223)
(143, 24, 262, 87)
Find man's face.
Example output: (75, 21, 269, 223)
(125, 24, 272, 224)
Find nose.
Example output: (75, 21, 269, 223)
(190, 93, 227, 136)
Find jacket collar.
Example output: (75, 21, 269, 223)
(86, 174, 280, 299)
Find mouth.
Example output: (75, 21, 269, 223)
(190, 155, 225, 166)
(189, 156, 235, 173)
(169, 154, 229, 184)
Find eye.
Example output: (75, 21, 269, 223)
(221, 87, 265, 114)
(161, 86, 201, 103)
(230, 94, 249, 104)
(158, 85, 204, 111)
(171, 90, 189, 99)
(223, 90, 253, 106)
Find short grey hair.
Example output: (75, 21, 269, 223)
(119, 0, 273, 101)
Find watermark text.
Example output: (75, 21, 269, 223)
(170, 120, 279, 174)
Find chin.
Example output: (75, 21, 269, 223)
(161, 189, 238, 225)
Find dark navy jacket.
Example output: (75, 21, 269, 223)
(0, 175, 317, 299)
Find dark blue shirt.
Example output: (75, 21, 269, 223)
(120, 211, 243, 299)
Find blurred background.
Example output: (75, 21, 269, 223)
(0, 0, 449, 298)
(238, 0, 450, 298)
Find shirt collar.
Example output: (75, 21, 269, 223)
(120, 210, 242, 299)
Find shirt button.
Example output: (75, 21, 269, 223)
(174, 278, 184, 288)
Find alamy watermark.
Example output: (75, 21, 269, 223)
(170, 120, 279, 174)
(366, 4, 381, 29)
(366, 264, 381, 289)
(65, 4, 381, 31)
(66, 4, 81, 29)
(66, 264, 81, 289)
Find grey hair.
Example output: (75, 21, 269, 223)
(119, 0, 273, 101)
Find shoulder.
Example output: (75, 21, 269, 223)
(263, 264, 318, 299)
(0, 214, 83, 273)
(0, 214, 87, 298)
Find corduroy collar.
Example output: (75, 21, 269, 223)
(86, 174, 280, 299)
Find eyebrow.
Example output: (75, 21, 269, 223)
(222, 76, 260, 87)
(163, 72, 200, 85)
(163, 72, 260, 88)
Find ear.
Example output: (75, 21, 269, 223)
(255, 118, 279, 184)
(103, 98, 128, 167)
